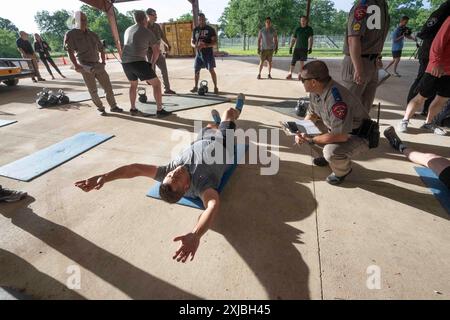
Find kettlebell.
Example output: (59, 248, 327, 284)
(47, 91, 59, 106)
(295, 98, 309, 117)
(36, 88, 50, 108)
(138, 87, 147, 103)
(198, 80, 208, 96)
(57, 89, 70, 105)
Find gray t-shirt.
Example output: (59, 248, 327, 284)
(155, 134, 230, 198)
(260, 27, 277, 50)
(122, 24, 158, 63)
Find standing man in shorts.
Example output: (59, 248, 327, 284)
(385, 16, 416, 77)
(286, 16, 314, 80)
(190, 13, 219, 94)
(121, 10, 170, 117)
(257, 17, 278, 80)
(397, 16, 450, 136)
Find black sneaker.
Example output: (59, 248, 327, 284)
(164, 89, 176, 94)
(0, 187, 27, 202)
(257, 74, 261, 80)
(110, 106, 123, 113)
(268, 74, 273, 79)
(313, 157, 329, 167)
(384, 126, 406, 152)
(190, 87, 198, 93)
(326, 169, 353, 186)
(156, 108, 172, 117)
(129, 108, 140, 116)
(97, 107, 107, 116)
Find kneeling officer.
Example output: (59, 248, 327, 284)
(295, 61, 379, 185)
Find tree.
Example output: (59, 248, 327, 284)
(176, 12, 193, 22)
(81, 5, 134, 48)
(0, 17, 18, 33)
(387, 0, 424, 28)
(0, 29, 20, 57)
(34, 10, 71, 51)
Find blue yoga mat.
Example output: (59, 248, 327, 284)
(0, 119, 17, 128)
(415, 167, 450, 215)
(0, 132, 114, 182)
(147, 144, 248, 209)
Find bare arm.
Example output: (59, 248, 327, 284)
(173, 188, 220, 263)
(75, 164, 158, 192)
(150, 43, 160, 65)
(67, 49, 82, 72)
(296, 132, 349, 145)
(308, 36, 314, 50)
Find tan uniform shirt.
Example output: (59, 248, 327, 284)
(65, 29, 104, 65)
(343, 0, 390, 55)
(307, 80, 370, 134)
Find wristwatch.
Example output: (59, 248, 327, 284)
(307, 137, 315, 145)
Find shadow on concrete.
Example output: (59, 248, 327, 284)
(0, 248, 85, 300)
(312, 162, 449, 220)
(1, 197, 200, 299)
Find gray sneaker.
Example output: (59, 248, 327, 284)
(397, 120, 409, 133)
(420, 123, 447, 136)
(0, 187, 27, 202)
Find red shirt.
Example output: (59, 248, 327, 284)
(426, 16, 450, 75)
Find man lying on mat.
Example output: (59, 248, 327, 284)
(75, 95, 245, 263)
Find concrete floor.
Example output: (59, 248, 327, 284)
(0, 56, 449, 300)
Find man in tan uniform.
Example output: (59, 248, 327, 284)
(342, 0, 390, 112)
(296, 61, 372, 185)
(146, 8, 176, 94)
(65, 11, 122, 116)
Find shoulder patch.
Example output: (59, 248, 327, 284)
(332, 102, 348, 120)
(354, 5, 367, 21)
(352, 22, 362, 32)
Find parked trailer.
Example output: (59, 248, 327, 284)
(0, 58, 36, 86)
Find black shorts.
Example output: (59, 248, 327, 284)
(418, 73, 450, 98)
(200, 121, 236, 148)
(392, 50, 402, 58)
(439, 166, 450, 190)
(121, 61, 157, 81)
(291, 48, 308, 65)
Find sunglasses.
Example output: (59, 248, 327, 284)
(299, 77, 317, 83)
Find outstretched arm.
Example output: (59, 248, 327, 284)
(75, 164, 158, 192)
(173, 188, 220, 263)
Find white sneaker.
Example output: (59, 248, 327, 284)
(397, 120, 409, 133)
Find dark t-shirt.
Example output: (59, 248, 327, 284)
(16, 38, 34, 54)
(292, 26, 314, 49)
(34, 41, 51, 57)
(192, 25, 216, 56)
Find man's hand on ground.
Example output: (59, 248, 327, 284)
(75, 175, 106, 192)
(173, 233, 200, 263)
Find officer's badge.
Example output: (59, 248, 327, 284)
(427, 17, 438, 27)
(332, 102, 348, 120)
(352, 22, 361, 32)
(354, 5, 367, 21)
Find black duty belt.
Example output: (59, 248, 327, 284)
(361, 54, 380, 60)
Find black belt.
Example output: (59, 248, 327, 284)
(361, 54, 380, 60)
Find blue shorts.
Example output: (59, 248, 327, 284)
(194, 51, 216, 73)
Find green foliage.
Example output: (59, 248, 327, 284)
(80, 5, 134, 48)
(176, 12, 194, 22)
(34, 10, 71, 51)
(0, 17, 19, 33)
(0, 29, 20, 58)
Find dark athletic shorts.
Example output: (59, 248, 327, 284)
(418, 73, 450, 98)
(200, 121, 236, 148)
(392, 50, 402, 58)
(194, 51, 216, 73)
(439, 166, 450, 190)
(291, 48, 308, 65)
(122, 61, 157, 81)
